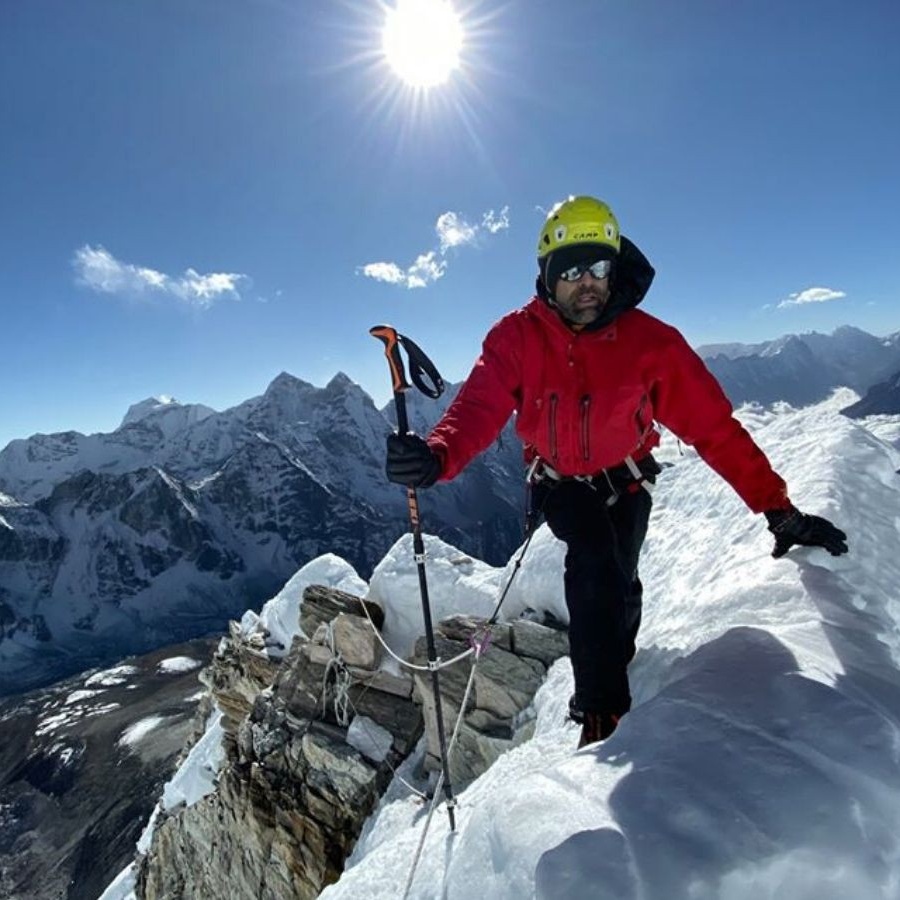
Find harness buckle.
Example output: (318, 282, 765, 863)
(526, 457, 563, 485)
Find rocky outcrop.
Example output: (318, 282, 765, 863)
(134, 586, 569, 899)
(412, 615, 569, 783)
(198, 623, 280, 753)
(134, 586, 420, 899)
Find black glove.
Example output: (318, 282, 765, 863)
(386, 433, 442, 488)
(764, 506, 848, 558)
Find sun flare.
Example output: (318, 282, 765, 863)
(382, 0, 463, 89)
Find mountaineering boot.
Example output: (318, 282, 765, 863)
(578, 712, 621, 748)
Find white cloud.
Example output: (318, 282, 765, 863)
(360, 204, 510, 290)
(73, 245, 247, 309)
(778, 286, 846, 309)
(482, 206, 510, 234)
(437, 212, 478, 252)
(360, 261, 407, 285)
(361, 253, 446, 290)
(407, 252, 447, 288)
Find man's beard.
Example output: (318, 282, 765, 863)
(554, 285, 610, 325)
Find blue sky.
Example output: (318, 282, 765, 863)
(1, 0, 898, 449)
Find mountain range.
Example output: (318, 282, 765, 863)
(0, 373, 524, 696)
(697, 324, 900, 407)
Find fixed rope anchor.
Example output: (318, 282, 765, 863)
(469, 628, 493, 656)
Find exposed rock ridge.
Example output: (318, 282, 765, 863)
(134, 586, 568, 899)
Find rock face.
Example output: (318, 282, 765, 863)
(135, 586, 423, 900)
(0, 373, 525, 695)
(841, 368, 900, 418)
(133, 586, 569, 899)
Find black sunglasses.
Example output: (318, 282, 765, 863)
(558, 259, 613, 282)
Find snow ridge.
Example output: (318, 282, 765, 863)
(316, 390, 900, 900)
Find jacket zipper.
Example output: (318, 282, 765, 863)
(634, 393, 651, 442)
(548, 393, 559, 463)
(580, 395, 591, 461)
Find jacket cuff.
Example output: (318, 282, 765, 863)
(426, 439, 450, 481)
(764, 505, 798, 532)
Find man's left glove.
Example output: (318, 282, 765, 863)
(386, 433, 442, 488)
(764, 506, 848, 558)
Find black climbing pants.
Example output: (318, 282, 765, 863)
(540, 478, 653, 718)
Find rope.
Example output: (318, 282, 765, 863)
(339, 527, 539, 899)
(485, 525, 539, 626)
(313, 632, 484, 899)
(355, 595, 475, 672)
(319, 622, 352, 727)
(401, 642, 483, 900)
(354, 524, 539, 676)
(402, 772, 447, 900)
(395, 529, 540, 896)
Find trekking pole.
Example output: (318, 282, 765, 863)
(369, 324, 458, 831)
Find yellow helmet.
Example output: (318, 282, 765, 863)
(537, 195, 621, 259)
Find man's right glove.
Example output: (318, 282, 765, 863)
(764, 506, 848, 558)
(385, 433, 442, 488)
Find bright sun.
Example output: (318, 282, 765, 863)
(382, 0, 463, 89)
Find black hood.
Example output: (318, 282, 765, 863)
(536, 235, 655, 331)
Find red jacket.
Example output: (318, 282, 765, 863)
(427, 295, 791, 514)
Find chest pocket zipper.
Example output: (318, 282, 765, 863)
(580, 395, 591, 461)
(548, 393, 559, 463)
(635, 393, 652, 442)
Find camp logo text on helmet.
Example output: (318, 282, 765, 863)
(537, 196, 621, 258)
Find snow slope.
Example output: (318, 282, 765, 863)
(103, 389, 900, 900)
(319, 389, 900, 900)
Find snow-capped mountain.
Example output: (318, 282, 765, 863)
(119, 396, 216, 432)
(698, 325, 900, 406)
(0, 374, 524, 696)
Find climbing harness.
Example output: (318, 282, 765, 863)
(527, 452, 657, 508)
